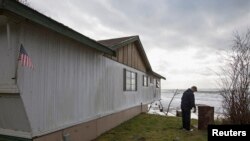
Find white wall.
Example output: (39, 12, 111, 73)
(0, 19, 19, 93)
(1, 20, 161, 137)
(0, 95, 31, 133)
(0, 18, 31, 138)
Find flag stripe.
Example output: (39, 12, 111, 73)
(19, 45, 34, 69)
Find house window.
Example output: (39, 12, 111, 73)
(124, 69, 137, 91)
(143, 75, 148, 87)
(150, 77, 153, 84)
(156, 80, 160, 88)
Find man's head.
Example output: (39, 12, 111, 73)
(191, 86, 197, 92)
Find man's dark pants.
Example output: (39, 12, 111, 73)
(181, 108, 191, 130)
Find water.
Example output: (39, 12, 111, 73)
(160, 89, 223, 117)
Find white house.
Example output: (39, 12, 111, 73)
(0, 1, 165, 141)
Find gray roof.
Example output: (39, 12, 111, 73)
(0, 0, 115, 55)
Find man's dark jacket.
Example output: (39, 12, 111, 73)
(181, 89, 195, 110)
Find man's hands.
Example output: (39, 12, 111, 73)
(193, 107, 196, 113)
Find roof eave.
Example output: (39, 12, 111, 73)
(0, 0, 115, 55)
(151, 71, 166, 80)
(135, 37, 152, 71)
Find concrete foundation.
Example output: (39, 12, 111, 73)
(33, 104, 148, 141)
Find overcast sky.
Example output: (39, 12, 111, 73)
(26, 0, 250, 89)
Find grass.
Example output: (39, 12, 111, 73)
(94, 113, 207, 141)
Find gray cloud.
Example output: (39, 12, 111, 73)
(107, 0, 250, 50)
(27, 0, 250, 88)
(29, 0, 250, 50)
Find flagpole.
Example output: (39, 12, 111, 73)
(13, 44, 21, 85)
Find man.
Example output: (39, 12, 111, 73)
(181, 86, 197, 131)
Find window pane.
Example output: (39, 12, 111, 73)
(143, 76, 146, 86)
(126, 78, 131, 85)
(131, 72, 135, 78)
(126, 71, 131, 78)
(131, 85, 135, 90)
(126, 77, 130, 82)
(126, 75, 129, 83)
(124, 70, 137, 91)
(126, 84, 131, 90)
(131, 79, 135, 84)
(156, 80, 160, 88)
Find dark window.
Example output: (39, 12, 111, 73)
(124, 69, 137, 91)
(150, 77, 153, 84)
(143, 75, 148, 87)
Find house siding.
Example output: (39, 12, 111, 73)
(110, 43, 147, 72)
(14, 21, 160, 137)
(0, 19, 19, 92)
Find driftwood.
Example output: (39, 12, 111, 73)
(166, 89, 179, 115)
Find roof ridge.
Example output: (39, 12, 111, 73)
(98, 35, 138, 42)
(110, 36, 138, 48)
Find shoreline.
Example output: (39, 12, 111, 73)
(147, 102, 224, 120)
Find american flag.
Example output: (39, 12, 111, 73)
(19, 45, 34, 69)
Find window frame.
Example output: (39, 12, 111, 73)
(124, 69, 137, 91)
(156, 80, 160, 88)
(150, 76, 154, 84)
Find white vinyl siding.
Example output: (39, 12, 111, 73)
(0, 20, 161, 137)
(0, 20, 19, 93)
